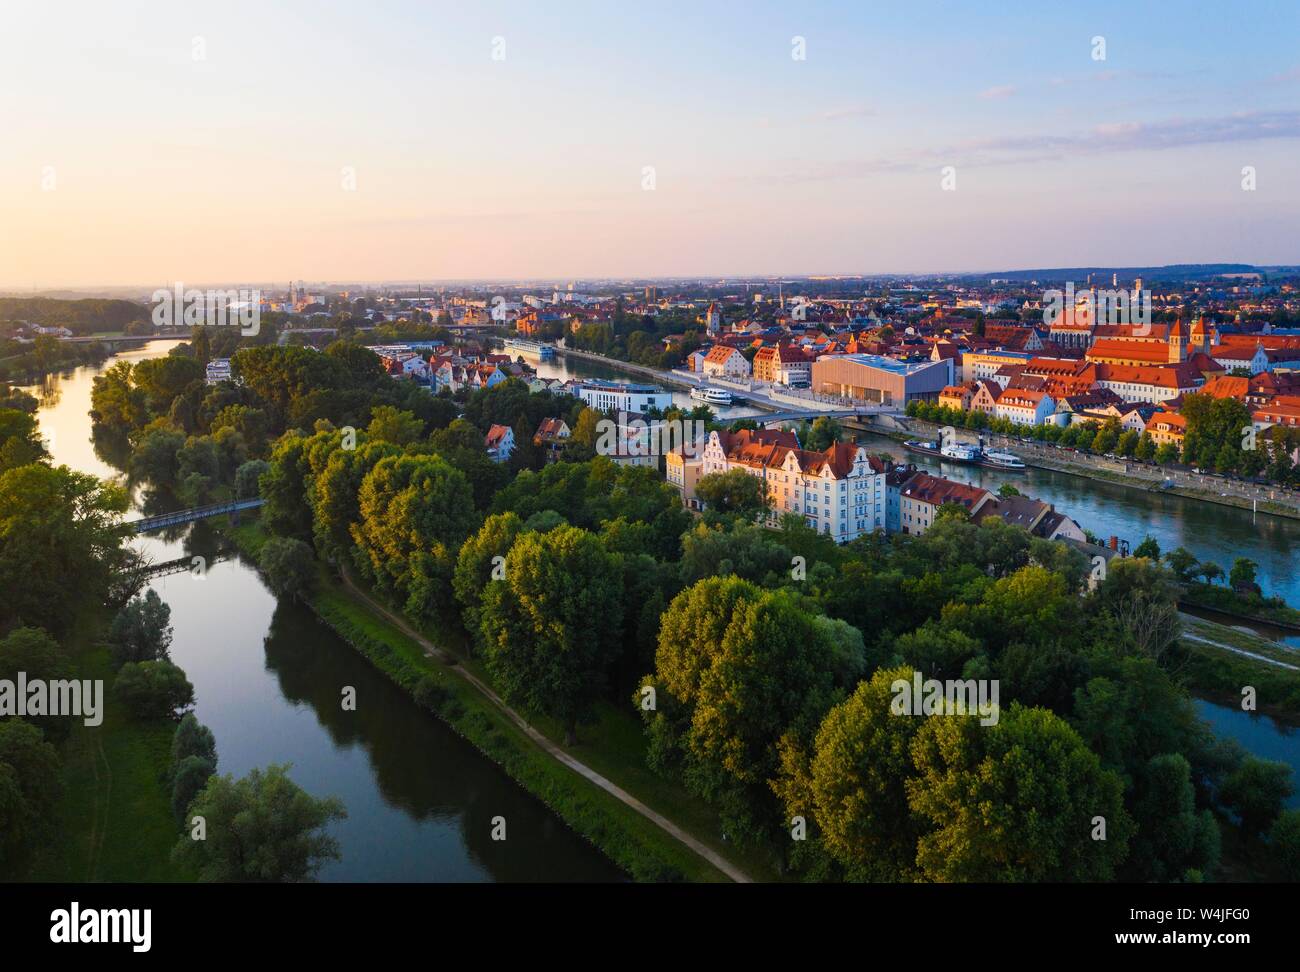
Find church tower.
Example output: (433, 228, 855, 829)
(705, 301, 722, 336)
(1189, 317, 1210, 356)
(1167, 318, 1185, 363)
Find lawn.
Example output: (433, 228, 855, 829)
(20, 610, 193, 882)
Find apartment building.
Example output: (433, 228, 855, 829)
(1094, 363, 1201, 404)
(1146, 411, 1187, 449)
(702, 345, 752, 378)
(753, 344, 813, 386)
(994, 389, 1055, 426)
(700, 428, 888, 541)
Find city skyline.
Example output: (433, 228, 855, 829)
(3, 1, 1299, 288)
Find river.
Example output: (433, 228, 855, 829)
(20, 342, 624, 882)
(18, 341, 1300, 873)
(854, 431, 1300, 648)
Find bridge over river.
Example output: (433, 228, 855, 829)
(128, 498, 264, 533)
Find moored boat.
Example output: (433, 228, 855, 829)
(691, 386, 733, 406)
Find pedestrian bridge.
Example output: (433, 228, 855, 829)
(129, 498, 264, 533)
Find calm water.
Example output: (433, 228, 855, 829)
(21, 345, 624, 882)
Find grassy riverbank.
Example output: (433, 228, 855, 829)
(1181, 582, 1300, 631)
(1179, 615, 1300, 724)
(20, 607, 193, 882)
(226, 518, 768, 883)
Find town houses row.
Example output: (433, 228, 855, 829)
(667, 426, 1085, 545)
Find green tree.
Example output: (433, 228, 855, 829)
(1229, 557, 1258, 591)
(172, 755, 217, 823)
(211, 405, 270, 456)
(0, 463, 133, 636)
(804, 416, 844, 451)
(1154, 442, 1179, 466)
(907, 704, 1133, 881)
(113, 660, 195, 720)
(774, 666, 926, 880)
(234, 459, 270, 499)
(108, 589, 173, 667)
(452, 512, 524, 644)
(695, 468, 769, 520)
(172, 713, 218, 768)
(1116, 429, 1139, 457)
(308, 438, 401, 563)
(0, 719, 63, 867)
(365, 405, 424, 446)
(677, 522, 793, 586)
(1270, 809, 1300, 881)
(479, 526, 623, 742)
(260, 432, 314, 539)
(1218, 757, 1294, 837)
(0, 408, 47, 472)
(191, 326, 212, 365)
(90, 361, 148, 432)
(1163, 547, 1199, 582)
(1127, 753, 1220, 881)
(0, 627, 71, 686)
(259, 537, 317, 602)
(934, 501, 971, 523)
(129, 426, 186, 484)
(171, 764, 346, 882)
(647, 576, 839, 844)
(1135, 432, 1157, 463)
(352, 453, 475, 623)
(1133, 535, 1161, 560)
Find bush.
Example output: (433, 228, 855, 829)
(1271, 809, 1300, 881)
(171, 713, 217, 768)
(113, 660, 195, 720)
(234, 459, 271, 499)
(412, 675, 449, 713)
(107, 589, 173, 667)
(259, 536, 317, 601)
(172, 755, 216, 823)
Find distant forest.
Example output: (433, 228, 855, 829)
(0, 297, 150, 335)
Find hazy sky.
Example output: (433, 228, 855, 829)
(3, 0, 1299, 288)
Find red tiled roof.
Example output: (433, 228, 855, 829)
(901, 472, 991, 509)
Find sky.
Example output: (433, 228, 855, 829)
(2, 0, 1299, 289)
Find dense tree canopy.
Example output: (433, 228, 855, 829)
(479, 526, 624, 741)
(0, 463, 134, 636)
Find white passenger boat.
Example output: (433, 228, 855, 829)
(691, 386, 733, 406)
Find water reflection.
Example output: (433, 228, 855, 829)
(143, 534, 624, 883)
(1195, 700, 1300, 808)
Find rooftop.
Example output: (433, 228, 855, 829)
(828, 353, 944, 375)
